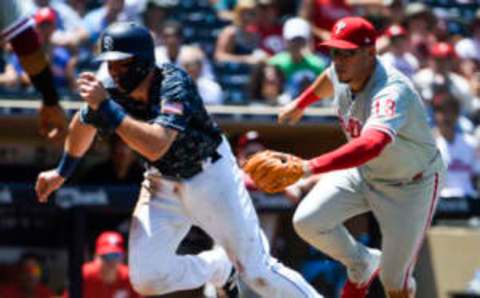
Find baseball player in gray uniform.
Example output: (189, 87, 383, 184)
(0, 0, 31, 38)
(0, 0, 66, 139)
(279, 17, 445, 298)
(35, 22, 322, 298)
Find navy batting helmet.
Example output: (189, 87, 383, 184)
(97, 22, 155, 93)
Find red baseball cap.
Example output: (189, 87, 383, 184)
(34, 7, 57, 25)
(319, 16, 377, 50)
(385, 24, 407, 38)
(430, 42, 456, 59)
(95, 231, 125, 255)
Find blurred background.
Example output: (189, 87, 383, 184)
(1, 0, 480, 297)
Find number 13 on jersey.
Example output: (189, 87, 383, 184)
(373, 98, 396, 117)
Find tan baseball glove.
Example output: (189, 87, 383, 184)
(243, 150, 306, 193)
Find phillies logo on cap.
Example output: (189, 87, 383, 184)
(107, 234, 119, 245)
(319, 16, 377, 50)
(335, 21, 347, 35)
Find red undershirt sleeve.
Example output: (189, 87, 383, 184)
(307, 129, 392, 174)
(297, 85, 320, 109)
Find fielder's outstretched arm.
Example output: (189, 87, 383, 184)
(296, 71, 334, 109)
(278, 71, 334, 124)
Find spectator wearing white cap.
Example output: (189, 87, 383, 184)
(268, 17, 327, 99)
(455, 9, 480, 102)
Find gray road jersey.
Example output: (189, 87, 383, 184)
(327, 58, 438, 182)
(0, 0, 32, 39)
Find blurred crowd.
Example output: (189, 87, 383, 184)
(0, 0, 476, 105)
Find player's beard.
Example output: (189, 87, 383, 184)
(113, 59, 153, 94)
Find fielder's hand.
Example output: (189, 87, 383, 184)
(243, 150, 307, 193)
(39, 103, 67, 140)
(77, 72, 107, 110)
(35, 170, 65, 203)
(283, 175, 322, 204)
(278, 101, 305, 125)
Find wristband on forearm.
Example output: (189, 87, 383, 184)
(79, 105, 97, 125)
(56, 152, 81, 179)
(297, 85, 319, 109)
(97, 99, 127, 129)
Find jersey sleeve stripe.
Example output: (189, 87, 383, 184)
(1, 17, 33, 42)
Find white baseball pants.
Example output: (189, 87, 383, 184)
(128, 138, 322, 297)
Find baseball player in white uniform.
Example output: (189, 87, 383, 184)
(0, 0, 66, 139)
(35, 22, 322, 298)
(279, 17, 445, 298)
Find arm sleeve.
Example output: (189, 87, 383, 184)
(307, 129, 392, 174)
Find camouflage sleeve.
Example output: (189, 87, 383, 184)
(151, 66, 193, 132)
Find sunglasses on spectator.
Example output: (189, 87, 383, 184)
(100, 252, 123, 262)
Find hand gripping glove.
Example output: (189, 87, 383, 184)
(243, 150, 306, 193)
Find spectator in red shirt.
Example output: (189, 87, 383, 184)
(256, 0, 284, 56)
(0, 253, 54, 298)
(299, 0, 352, 50)
(64, 231, 140, 298)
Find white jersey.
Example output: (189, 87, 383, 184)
(327, 58, 438, 182)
